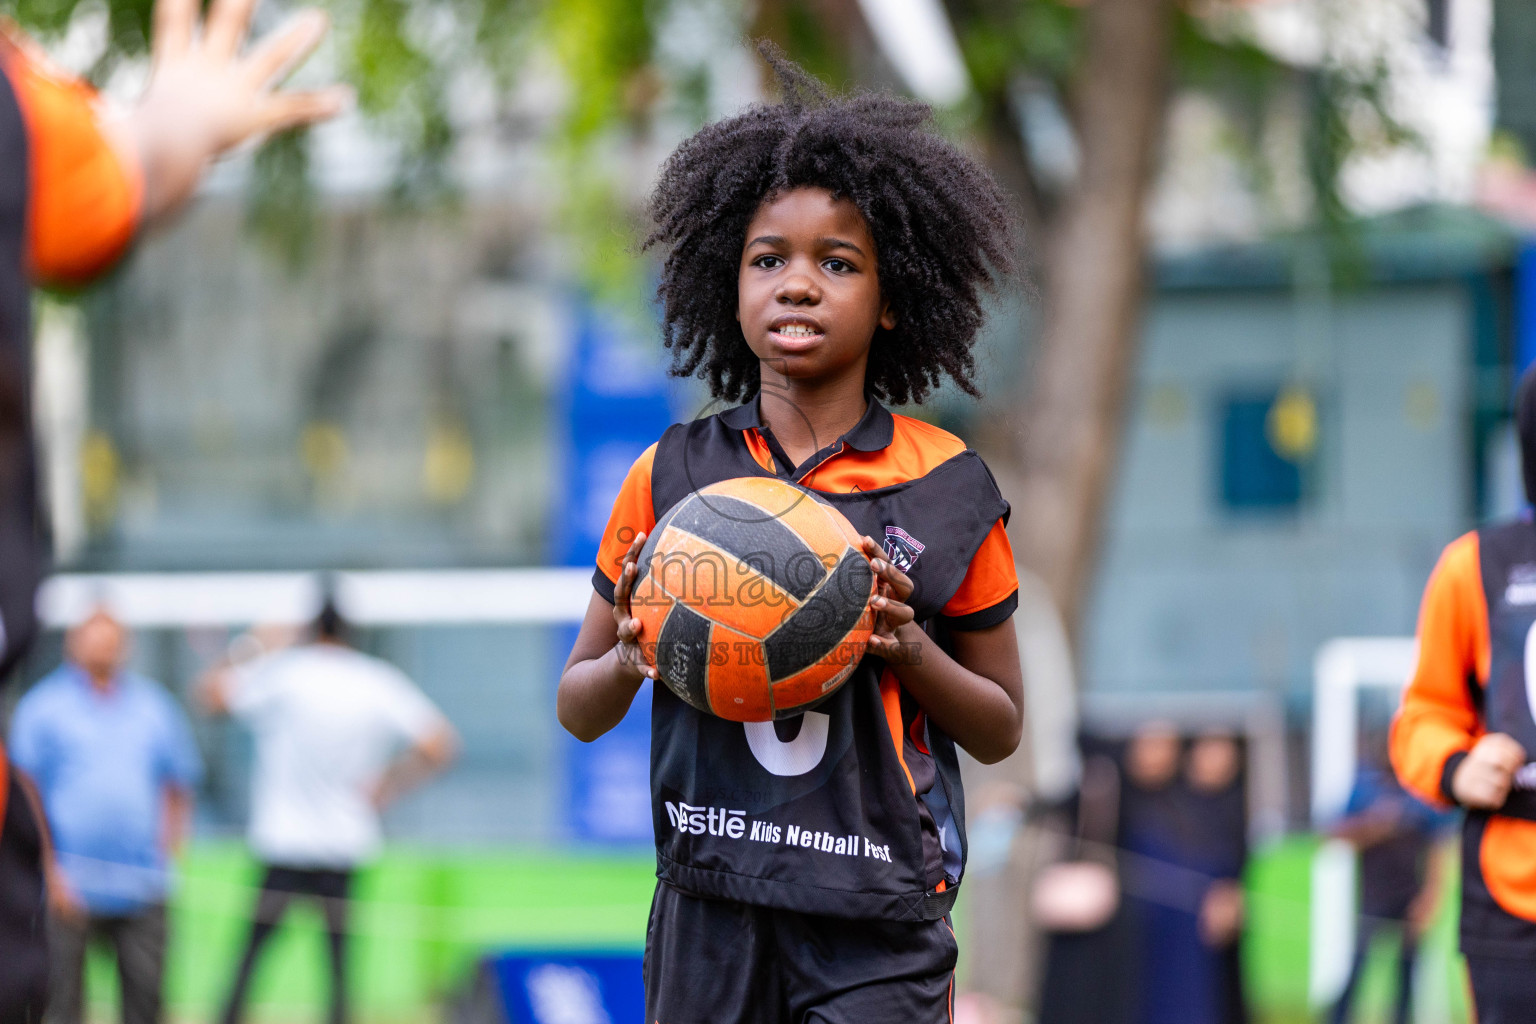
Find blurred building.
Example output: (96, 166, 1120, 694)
(1079, 0, 1521, 707)
(1086, 208, 1516, 700)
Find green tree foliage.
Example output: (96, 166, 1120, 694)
(12, 0, 1408, 287)
(11, 0, 671, 285)
(947, 0, 1413, 272)
(15, 0, 156, 68)
(540, 0, 665, 314)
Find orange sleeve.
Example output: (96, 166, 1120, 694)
(940, 518, 1019, 628)
(1, 34, 141, 286)
(1391, 531, 1488, 806)
(592, 443, 658, 600)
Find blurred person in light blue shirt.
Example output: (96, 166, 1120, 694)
(7, 609, 201, 1024)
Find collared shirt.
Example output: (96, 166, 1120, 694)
(596, 395, 1018, 629)
(717, 391, 896, 482)
(8, 667, 201, 915)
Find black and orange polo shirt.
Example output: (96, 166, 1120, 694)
(2, 29, 143, 682)
(1, 31, 140, 1016)
(593, 394, 1018, 921)
(595, 396, 1018, 630)
(1394, 522, 1536, 959)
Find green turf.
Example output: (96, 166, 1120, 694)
(1235, 835, 1468, 1024)
(85, 844, 657, 1024)
(1243, 835, 1317, 1015)
(71, 838, 1472, 1023)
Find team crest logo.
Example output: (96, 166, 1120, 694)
(883, 525, 925, 572)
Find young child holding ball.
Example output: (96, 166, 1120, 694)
(557, 48, 1023, 1023)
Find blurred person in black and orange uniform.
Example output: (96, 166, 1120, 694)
(0, 4, 347, 1021)
(1392, 365, 1536, 1023)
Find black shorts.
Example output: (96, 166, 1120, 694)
(260, 865, 353, 902)
(643, 882, 957, 1024)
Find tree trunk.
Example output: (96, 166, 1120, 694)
(1010, 0, 1177, 641)
(959, 1, 1177, 1018)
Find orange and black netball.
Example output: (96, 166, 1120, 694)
(630, 477, 876, 722)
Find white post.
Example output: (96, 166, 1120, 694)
(1308, 637, 1418, 1008)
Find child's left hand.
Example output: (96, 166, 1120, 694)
(860, 536, 921, 665)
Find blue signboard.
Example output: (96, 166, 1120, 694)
(1518, 241, 1536, 379)
(490, 951, 645, 1024)
(551, 300, 677, 842)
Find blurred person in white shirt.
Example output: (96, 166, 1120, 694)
(199, 600, 457, 1024)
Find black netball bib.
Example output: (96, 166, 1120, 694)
(0, 64, 40, 685)
(645, 403, 1009, 921)
(1477, 520, 1536, 820)
(0, 63, 51, 1023)
(1449, 520, 1536, 958)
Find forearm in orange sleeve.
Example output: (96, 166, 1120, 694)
(1, 32, 142, 286)
(1391, 532, 1487, 805)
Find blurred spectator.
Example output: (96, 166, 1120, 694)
(1120, 722, 1249, 1024)
(200, 601, 457, 1024)
(1327, 736, 1453, 1024)
(1036, 749, 1137, 1024)
(1121, 722, 1203, 1024)
(7, 610, 202, 1024)
(1038, 726, 1250, 1024)
(1184, 732, 1249, 1024)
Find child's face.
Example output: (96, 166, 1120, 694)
(737, 187, 895, 390)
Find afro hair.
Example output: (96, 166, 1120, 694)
(642, 45, 1018, 406)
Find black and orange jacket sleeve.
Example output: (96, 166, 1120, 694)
(939, 519, 1019, 630)
(0, 28, 141, 287)
(592, 443, 659, 603)
(1391, 531, 1489, 806)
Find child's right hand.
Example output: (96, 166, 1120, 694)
(1452, 732, 1528, 809)
(612, 531, 658, 684)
